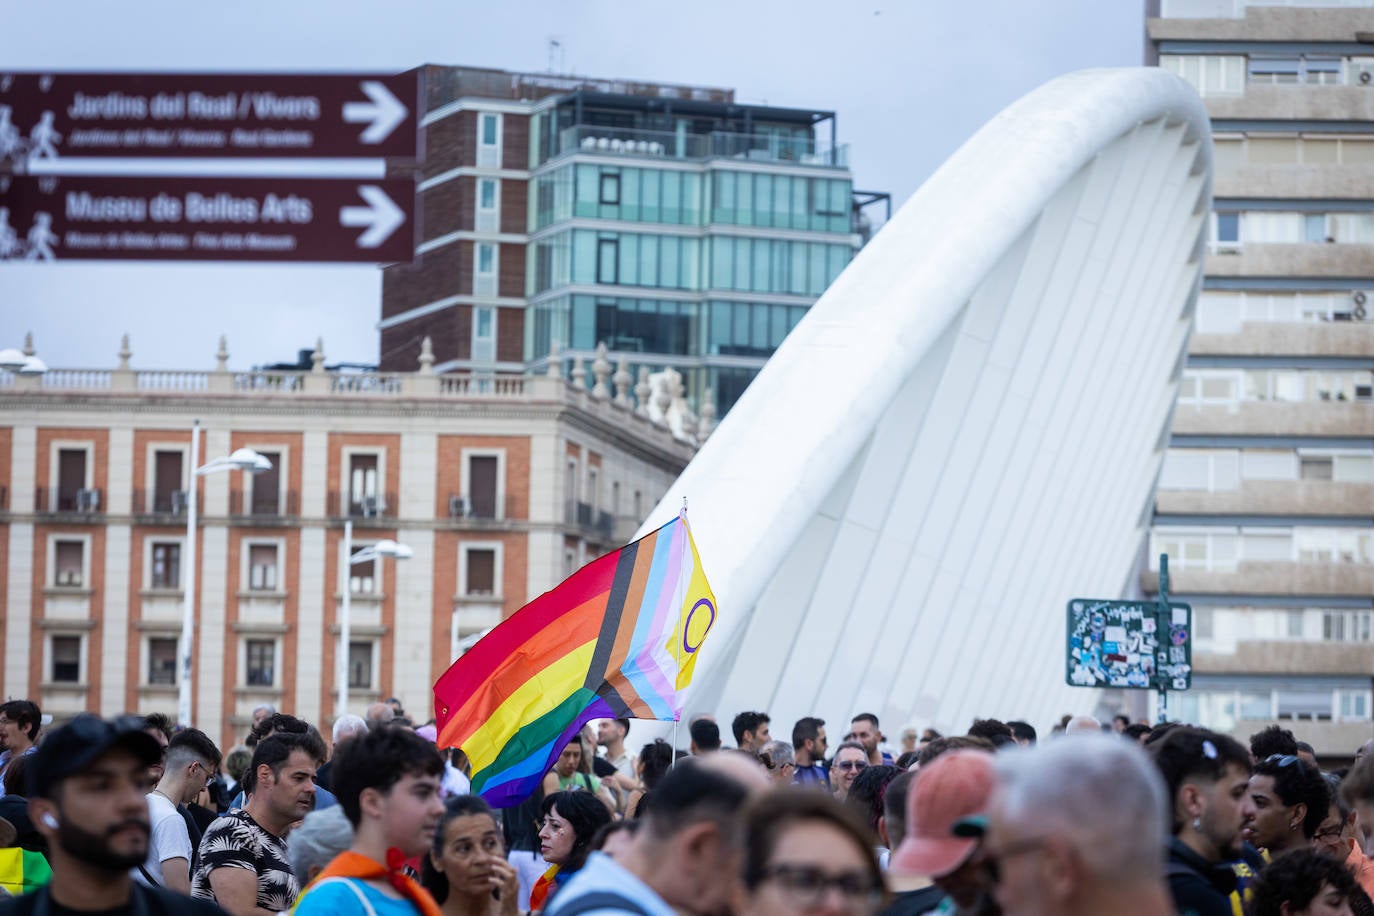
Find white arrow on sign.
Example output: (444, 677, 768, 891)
(342, 80, 409, 144)
(340, 185, 406, 248)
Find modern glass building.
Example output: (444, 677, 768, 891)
(380, 68, 876, 417)
(1146, 0, 1374, 757)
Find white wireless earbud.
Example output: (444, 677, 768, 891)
(41, 813, 58, 829)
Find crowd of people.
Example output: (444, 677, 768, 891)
(1, 696, 1373, 916)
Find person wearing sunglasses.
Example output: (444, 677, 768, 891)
(954, 736, 1174, 916)
(741, 790, 885, 916)
(832, 742, 869, 803)
(757, 741, 797, 787)
(1247, 754, 1330, 859)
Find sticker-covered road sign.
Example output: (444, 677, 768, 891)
(1066, 598, 1191, 691)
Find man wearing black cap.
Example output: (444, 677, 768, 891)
(0, 713, 226, 916)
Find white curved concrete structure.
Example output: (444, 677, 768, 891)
(639, 68, 1212, 738)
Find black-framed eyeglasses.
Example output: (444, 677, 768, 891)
(834, 760, 867, 772)
(1314, 825, 1344, 845)
(760, 864, 880, 910)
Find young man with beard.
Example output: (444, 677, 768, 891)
(0, 714, 224, 916)
(193, 732, 325, 914)
(293, 728, 446, 916)
(1149, 726, 1257, 916)
(791, 717, 829, 788)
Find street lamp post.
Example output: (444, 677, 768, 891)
(179, 420, 272, 727)
(338, 520, 412, 717)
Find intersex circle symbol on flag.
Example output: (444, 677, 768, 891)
(683, 598, 715, 653)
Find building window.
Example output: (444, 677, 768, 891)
(1214, 211, 1240, 245)
(599, 172, 621, 205)
(478, 113, 501, 167)
(148, 637, 178, 685)
(248, 544, 279, 591)
(350, 546, 376, 594)
(1299, 456, 1334, 481)
(465, 548, 497, 596)
(348, 641, 373, 690)
(474, 245, 497, 297)
(153, 450, 184, 513)
(150, 542, 181, 590)
(251, 450, 281, 515)
(1339, 690, 1371, 721)
(349, 454, 380, 516)
(57, 447, 87, 511)
(476, 178, 499, 232)
(51, 635, 81, 683)
(54, 539, 84, 587)
(246, 639, 275, 687)
(596, 236, 619, 284)
(467, 454, 499, 519)
(472, 306, 496, 364)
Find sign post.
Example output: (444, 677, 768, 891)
(1065, 554, 1191, 720)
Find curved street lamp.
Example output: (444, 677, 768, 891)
(180, 421, 272, 726)
(338, 523, 412, 716)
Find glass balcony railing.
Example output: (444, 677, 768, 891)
(553, 125, 848, 169)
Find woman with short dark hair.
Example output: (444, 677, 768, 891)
(529, 790, 612, 911)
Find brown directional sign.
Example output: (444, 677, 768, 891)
(0, 175, 416, 263)
(0, 71, 420, 163)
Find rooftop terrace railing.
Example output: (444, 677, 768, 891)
(553, 125, 849, 169)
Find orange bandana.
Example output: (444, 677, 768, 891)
(295, 849, 443, 916)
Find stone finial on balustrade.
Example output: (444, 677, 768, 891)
(418, 336, 435, 375)
(215, 335, 229, 372)
(613, 356, 632, 407)
(570, 355, 587, 390)
(591, 343, 611, 399)
(111, 333, 136, 392)
(654, 368, 675, 421)
(546, 341, 563, 379)
(634, 366, 651, 417)
(22, 333, 34, 357)
(311, 338, 326, 373)
(699, 388, 718, 439)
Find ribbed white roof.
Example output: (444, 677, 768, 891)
(640, 68, 1212, 738)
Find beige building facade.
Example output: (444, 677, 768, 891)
(0, 335, 696, 751)
(1147, 0, 1374, 756)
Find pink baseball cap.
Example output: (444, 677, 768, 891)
(889, 749, 995, 878)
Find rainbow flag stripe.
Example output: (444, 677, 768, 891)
(433, 512, 716, 807)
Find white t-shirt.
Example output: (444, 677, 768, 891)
(133, 791, 192, 887)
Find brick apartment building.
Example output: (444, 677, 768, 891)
(380, 65, 870, 417)
(0, 336, 696, 750)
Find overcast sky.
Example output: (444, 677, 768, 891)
(1, 1, 1145, 370)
